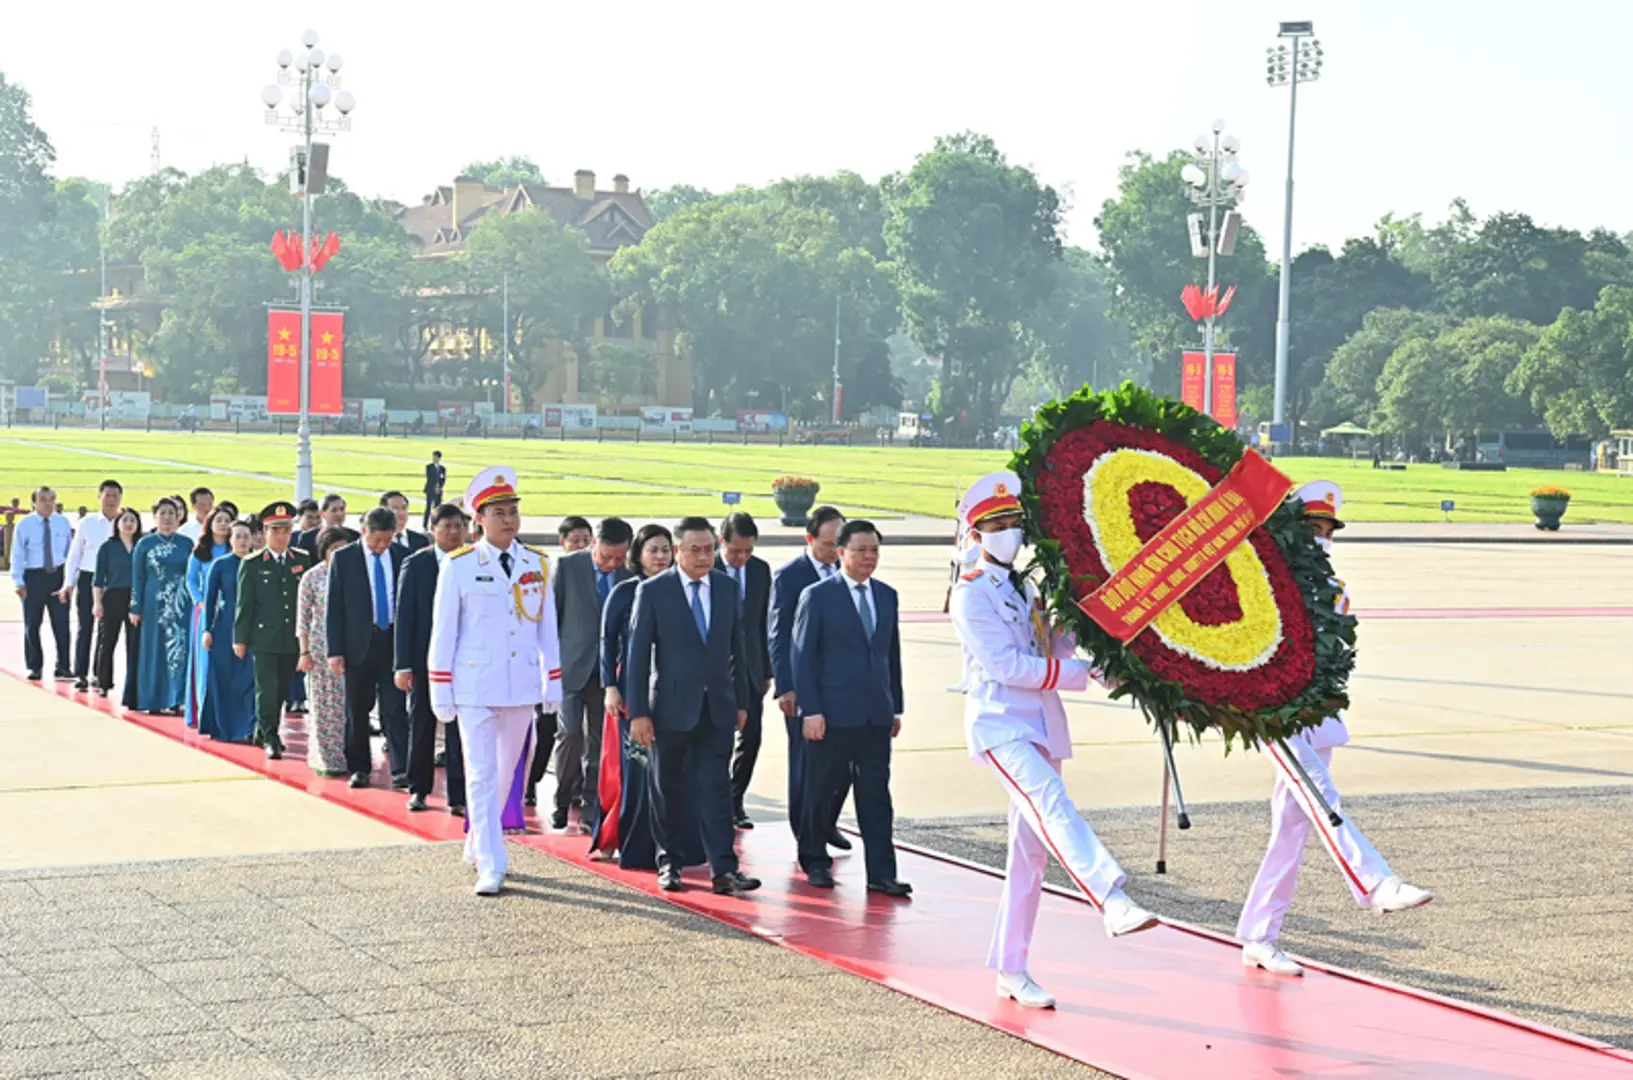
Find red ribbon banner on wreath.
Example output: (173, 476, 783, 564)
(1079, 449, 1293, 641)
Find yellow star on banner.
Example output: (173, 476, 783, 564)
(278, 328, 292, 341)
(320, 331, 334, 345)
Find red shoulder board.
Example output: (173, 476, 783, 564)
(959, 569, 982, 582)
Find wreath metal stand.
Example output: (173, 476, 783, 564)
(1151, 709, 1190, 874)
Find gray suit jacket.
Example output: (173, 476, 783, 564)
(554, 547, 631, 691)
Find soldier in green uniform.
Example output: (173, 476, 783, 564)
(233, 501, 312, 760)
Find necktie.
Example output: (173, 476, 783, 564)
(736, 566, 746, 600)
(42, 519, 55, 573)
(690, 579, 708, 640)
(499, 551, 513, 578)
(596, 570, 611, 606)
(1008, 570, 1028, 599)
(855, 583, 875, 641)
(372, 552, 391, 629)
(820, 562, 835, 579)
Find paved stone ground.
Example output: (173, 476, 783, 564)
(896, 784, 1633, 1049)
(0, 844, 1109, 1080)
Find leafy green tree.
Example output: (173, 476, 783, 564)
(645, 185, 715, 222)
(459, 156, 544, 189)
(1374, 316, 1538, 448)
(1508, 286, 1633, 438)
(1023, 247, 1129, 397)
(1429, 210, 1621, 326)
(883, 132, 1061, 436)
(1321, 308, 1449, 425)
(584, 341, 655, 413)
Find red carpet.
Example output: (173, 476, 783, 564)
(6, 634, 1630, 1079)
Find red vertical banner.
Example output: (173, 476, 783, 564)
(267, 309, 301, 415)
(1180, 351, 1206, 413)
(1211, 352, 1238, 429)
(309, 311, 345, 416)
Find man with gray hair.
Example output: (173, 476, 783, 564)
(327, 505, 410, 787)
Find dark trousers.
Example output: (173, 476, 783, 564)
(21, 568, 69, 676)
(421, 492, 440, 530)
(798, 724, 897, 882)
(93, 588, 136, 697)
(730, 692, 765, 813)
(651, 715, 738, 877)
(252, 652, 297, 751)
(786, 712, 853, 840)
(548, 679, 606, 814)
(342, 628, 408, 776)
(73, 571, 96, 678)
(526, 708, 560, 795)
(407, 678, 465, 805)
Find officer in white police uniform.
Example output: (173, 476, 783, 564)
(1236, 481, 1432, 976)
(949, 472, 1160, 1011)
(428, 466, 562, 895)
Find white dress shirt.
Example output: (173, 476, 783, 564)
(65, 511, 119, 581)
(365, 546, 395, 626)
(179, 518, 208, 542)
(722, 560, 747, 599)
(681, 569, 711, 632)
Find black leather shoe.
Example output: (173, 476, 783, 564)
(658, 866, 683, 892)
(523, 787, 537, 808)
(448, 804, 466, 818)
(827, 830, 852, 851)
(73, 678, 89, 691)
(265, 746, 283, 762)
(805, 867, 836, 889)
(390, 773, 410, 792)
(53, 669, 73, 681)
(348, 772, 369, 789)
(734, 809, 754, 830)
(867, 879, 913, 898)
(26, 671, 41, 681)
(549, 808, 569, 831)
(713, 871, 762, 895)
(406, 794, 428, 812)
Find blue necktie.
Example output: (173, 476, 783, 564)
(689, 579, 708, 640)
(855, 584, 875, 641)
(596, 570, 611, 607)
(372, 552, 390, 629)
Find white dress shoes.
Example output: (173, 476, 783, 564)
(1371, 876, 1433, 915)
(474, 871, 505, 896)
(1242, 940, 1304, 977)
(1102, 890, 1160, 938)
(996, 971, 1056, 1010)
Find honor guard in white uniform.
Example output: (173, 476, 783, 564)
(949, 472, 1160, 1011)
(1237, 481, 1432, 976)
(428, 466, 562, 895)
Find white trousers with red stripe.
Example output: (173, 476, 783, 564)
(458, 704, 535, 878)
(982, 740, 1128, 973)
(1236, 739, 1393, 944)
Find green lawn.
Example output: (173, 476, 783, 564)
(0, 430, 1628, 524)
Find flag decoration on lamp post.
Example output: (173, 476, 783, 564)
(269, 230, 340, 272)
(1181, 350, 1238, 428)
(267, 309, 302, 414)
(309, 311, 345, 416)
(1181, 283, 1236, 322)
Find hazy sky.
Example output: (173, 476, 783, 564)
(7, 1, 1631, 257)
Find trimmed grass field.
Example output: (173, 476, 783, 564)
(0, 430, 1629, 524)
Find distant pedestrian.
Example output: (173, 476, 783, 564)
(422, 451, 446, 530)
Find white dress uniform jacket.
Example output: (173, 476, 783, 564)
(950, 560, 1093, 762)
(427, 539, 563, 715)
(1299, 579, 1352, 751)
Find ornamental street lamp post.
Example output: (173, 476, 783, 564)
(1181, 122, 1249, 417)
(262, 30, 356, 503)
(1267, 21, 1323, 432)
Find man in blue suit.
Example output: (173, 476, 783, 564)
(769, 506, 853, 852)
(327, 507, 410, 789)
(792, 521, 910, 896)
(716, 511, 772, 830)
(396, 502, 469, 814)
(628, 516, 761, 896)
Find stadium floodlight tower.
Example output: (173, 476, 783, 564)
(261, 30, 356, 503)
(1266, 20, 1322, 434)
(1180, 121, 1249, 417)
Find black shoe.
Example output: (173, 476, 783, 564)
(53, 669, 73, 681)
(713, 871, 762, 896)
(406, 794, 428, 812)
(448, 804, 466, 818)
(734, 809, 754, 830)
(658, 866, 683, 892)
(827, 830, 852, 851)
(26, 671, 41, 681)
(549, 808, 569, 831)
(805, 867, 836, 889)
(524, 786, 537, 808)
(73, 678, 88, 691)
(867, 879, 913, 898)
(265, 746, 283, 762)
(390, 773, 410, 792)
(348, 772, 369, 789)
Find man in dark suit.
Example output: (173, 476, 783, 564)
(628, 516, 761, 896)
(792, 520, 910, 896)
(381, 490, 431, 552)
(396, 502, 469, 814)
(422, 451, 446, 529)
(539, 517, 633, 829)
(327, 506, 410, 789)
(291, 499, 321, 554)
(768, 505, 852, 851)
(717, 511, 772, 829)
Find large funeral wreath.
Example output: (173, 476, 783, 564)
(1012, 383, 1357, 751)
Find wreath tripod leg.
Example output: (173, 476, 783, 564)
(1160, 722, 1190, 831)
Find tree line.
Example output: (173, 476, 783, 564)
(2, 71, 1630, 441)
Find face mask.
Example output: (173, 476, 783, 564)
(983, 528, 1024, 566)
(1315, 536, 1333, 554)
